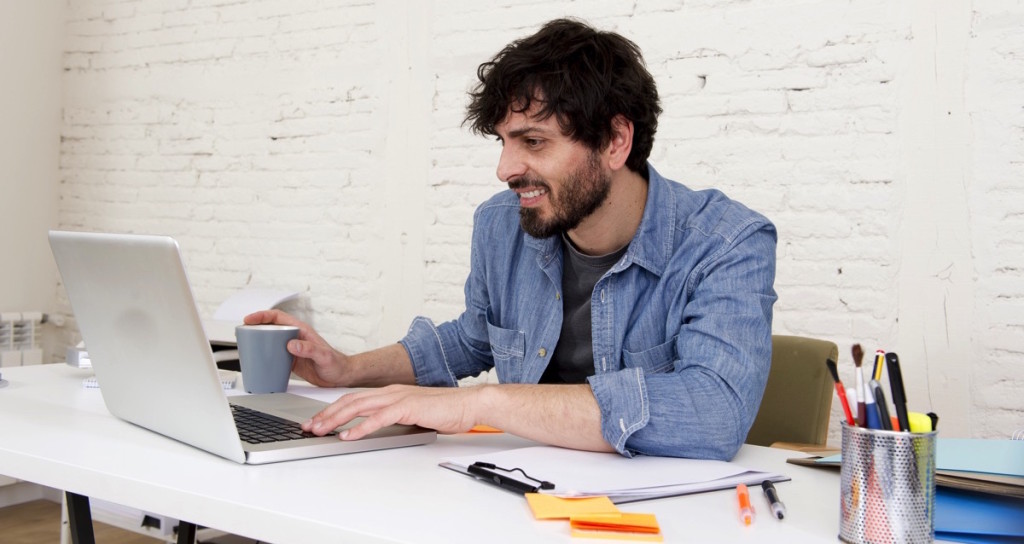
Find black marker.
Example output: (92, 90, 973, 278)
(761, 480, 786, 520)
(870, 380, 893, 431)
(885, 352, 911, 432)
(467, 462, 546, 494)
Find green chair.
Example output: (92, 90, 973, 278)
(745, 335, 838, 449)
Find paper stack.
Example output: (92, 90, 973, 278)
(442, 445, 788, 504)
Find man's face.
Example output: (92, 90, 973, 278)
(494, 107, 611, 238)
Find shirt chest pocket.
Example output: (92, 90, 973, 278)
(621, 335, 678, 374)
(486, 321, 525, 383)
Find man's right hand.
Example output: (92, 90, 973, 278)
(243, 310, 350, 387)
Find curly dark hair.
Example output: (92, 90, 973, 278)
(465, 18, 662, 179)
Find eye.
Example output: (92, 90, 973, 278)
(525, 138, 543, 148)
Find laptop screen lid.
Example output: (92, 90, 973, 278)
(50, 231, 437, 464)
(49, 231, 248, 463)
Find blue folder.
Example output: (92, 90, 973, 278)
(935, 487, 1024, 543)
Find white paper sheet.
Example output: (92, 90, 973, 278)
(442, 445, 788, 503)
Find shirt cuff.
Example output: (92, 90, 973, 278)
(587, 368, 650, 457)
(398, 317, 459, 387)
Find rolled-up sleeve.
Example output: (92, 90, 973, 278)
(400, 312, 500, 387)
(587, 368, 649, 454)
(589, 221, 777, 460)
(399, 317, 459, 387)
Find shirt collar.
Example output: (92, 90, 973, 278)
(523, 162, 676, 276)
(617, 163, 675, 277)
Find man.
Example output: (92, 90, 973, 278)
(246, 18, 777, 460)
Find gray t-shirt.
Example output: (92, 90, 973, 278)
(540, 234, 628, 384)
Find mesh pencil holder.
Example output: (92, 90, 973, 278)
(839, 423, 937, 544)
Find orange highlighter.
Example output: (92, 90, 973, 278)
(737, 484, 754, 525)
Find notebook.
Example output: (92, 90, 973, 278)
(49, 230, 436, 464)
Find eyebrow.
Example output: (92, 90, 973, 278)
(507, 126, 545, 138)
(497, 125, 554, 143)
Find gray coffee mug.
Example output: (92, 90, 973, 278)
(235, 324, 299, 394)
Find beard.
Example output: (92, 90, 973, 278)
(513, 152, 611, 239)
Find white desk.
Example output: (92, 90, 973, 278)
(0, 364, 842, 543)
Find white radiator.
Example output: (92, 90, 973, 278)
(0, 312, 43, 366)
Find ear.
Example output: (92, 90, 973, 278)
(603, 115, 634, 172)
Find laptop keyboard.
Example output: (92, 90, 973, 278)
(231, 404, 337, 444)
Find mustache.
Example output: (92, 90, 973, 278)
(508, 178, 549, 192)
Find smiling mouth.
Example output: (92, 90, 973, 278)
(519, 187, 547, 199)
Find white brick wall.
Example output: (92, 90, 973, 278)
(963, 0, 1024, 439)
(55, 0, 1024, 442)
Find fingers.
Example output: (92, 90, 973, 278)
(286, 337, 323, 360)
(245, 310, 332, 363)
(243, 310, 323, 348)
(301, 386, 475, 440)
(243, 309, 301, 327)
(303, 389, 391, 431)
(302, 387, 408, 438)
(242, 309, 277, 325)
(289, 346, 344, 388)
(318, 400, 399, 442)
(339, 411, 395, 441)
(288, 338, 341, 372)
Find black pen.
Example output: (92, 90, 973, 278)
(885, 352, 911, 432)
(870, 380, 893, 431)
(467, 462, 542, 494)
(761, 480, 786, 520)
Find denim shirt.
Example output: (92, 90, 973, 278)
(400, 165, 777, 460)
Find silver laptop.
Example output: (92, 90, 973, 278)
(49, 230, 436, 464)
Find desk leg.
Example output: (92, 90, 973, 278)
(64, 491, 96, 544)
(177, 521, 197, 544)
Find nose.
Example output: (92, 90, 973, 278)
(496, 145, 526, 184)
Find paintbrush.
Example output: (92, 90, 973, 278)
(826, 358, 856, 426)
(852, 344, 867, 427)
(853, 344, 883, 429)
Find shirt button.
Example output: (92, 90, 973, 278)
(600, 289, 606, 303)
(555, 292, 561, 300)
(538, 348, 547, 357)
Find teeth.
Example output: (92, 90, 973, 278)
(520, 189, 545, 199)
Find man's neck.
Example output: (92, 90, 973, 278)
(565, 169, 648, 256)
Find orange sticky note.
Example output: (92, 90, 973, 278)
(571, 513, 660, 533)
(467, 425, 503, 433)
(525, 493, 619, 520)
(570, 513, 663, 542)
